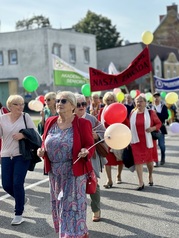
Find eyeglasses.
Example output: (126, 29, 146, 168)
(12, 103, 25, 107)
(77, 102, 87, 108)
(55, 99, 68, 104)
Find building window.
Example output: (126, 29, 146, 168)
(52, 43, 61, 57)
(173, 67, 177, 77)
(84, 47, 90, 64)
(69, 46, 76, 63)
(8, 50, 18, 65)
(0, 51, 3, 65)
(167, 66, 170, 78)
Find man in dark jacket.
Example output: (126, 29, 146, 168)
(152, 92, 169, 166)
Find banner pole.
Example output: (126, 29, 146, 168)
(150, 71, 154, 94)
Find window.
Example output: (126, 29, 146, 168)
(0, 51, 3, 65)
(69, 46, 76, 63)
(8, 50, 18, 65)
(167, 66, 170, 78)
(173, 67, 177, 77)
(84, 47, 90, 64)
(52, 43, 61, 57)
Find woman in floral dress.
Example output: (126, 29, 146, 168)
(37, 91, 95, 238)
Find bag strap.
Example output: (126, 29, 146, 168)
(23, 112, 27, 129)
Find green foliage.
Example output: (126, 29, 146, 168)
(73, 10, 123, 50)
(16, 15, 51, 30)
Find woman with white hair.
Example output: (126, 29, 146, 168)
(130, 94, 162, 190)
(37, 91, 95, 238)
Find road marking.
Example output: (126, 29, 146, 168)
(0, 177, 49, 201)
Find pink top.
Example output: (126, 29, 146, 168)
(0, 113, 36, 157)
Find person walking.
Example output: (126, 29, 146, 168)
(0, 95, 37, 225)
(37, 91, 95, 238)
(98, 92, 124, 188)
(130, 95, 162, 190)
(74, 93, 107, 222)
(152, 92, 169, 166)
(37, 92, 58, 135)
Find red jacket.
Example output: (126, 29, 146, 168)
(42, 115, 95, 176)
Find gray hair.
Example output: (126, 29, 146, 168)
(135, 94, 147, 103)
(56, 91, 77, 107)
(74, 93, 86, 102)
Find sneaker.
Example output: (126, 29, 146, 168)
(11, 215, 24, 226)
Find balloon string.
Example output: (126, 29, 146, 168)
(34, 90, 39, 97)
(73, 138, 105, 165)
(93, 124, 102, 130)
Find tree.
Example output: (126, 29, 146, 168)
(73, 10, 123, 50)
(16, 15, 51, 30)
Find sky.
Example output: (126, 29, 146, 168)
(0, 0, 175, 43)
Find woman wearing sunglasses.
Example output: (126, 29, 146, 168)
(37, 91, 95, 238)
(37, 92, 58, 135)
(74, 93, 107, 223)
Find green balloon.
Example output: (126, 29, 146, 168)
(23, 76, 39, 92)
(160, 91, 167, 99)
(81, 84, 91, 97)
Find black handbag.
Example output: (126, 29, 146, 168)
(122, 145, 134, 168)
(151, 130, 162, 140)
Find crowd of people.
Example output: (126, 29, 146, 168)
(0, 89, 172, 237)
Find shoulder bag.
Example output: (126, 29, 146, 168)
(77, 118, 97, 194)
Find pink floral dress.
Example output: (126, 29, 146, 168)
(45, 122, 88, 238)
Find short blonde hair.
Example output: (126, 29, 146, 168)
(45, 92, 56, 100)
(6, 95, 24, 111)
(103, 92, 117, 104)
(56, 91, 77, 107)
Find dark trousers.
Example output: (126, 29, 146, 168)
(158, 134, 166, 162)
(1, 156, 30, 215)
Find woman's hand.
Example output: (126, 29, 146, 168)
(146, 126, 156, 133)
(78, 148, 89, 158)
(92, 131, 99, 140)
(37, 148, 45, 157)
(12, 133, 25, 140)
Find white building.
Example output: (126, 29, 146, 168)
(0, 28, 97, 105)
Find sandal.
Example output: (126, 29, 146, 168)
(103, 182, 113, 188)
(92, 210, 101, 222)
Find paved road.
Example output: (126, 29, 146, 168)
(0, 128, 179, 237)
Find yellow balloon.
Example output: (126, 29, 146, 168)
(165, 92, 178, 104)
(104, 123, 132, 149)
(141, 31, 154, 45)
(116, 92, 124, 102)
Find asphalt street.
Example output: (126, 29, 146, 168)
(0, 127, 179, 238)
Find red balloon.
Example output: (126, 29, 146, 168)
(36, 95, 45, 104)
(104, 102, 127, 125)
(135, 90, 141, 97)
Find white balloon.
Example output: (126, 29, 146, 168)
(104, 123, 132, 149)
(32, 100, 43, 112)
(28, 100, 43, 112)
(28, 100, 36, 110)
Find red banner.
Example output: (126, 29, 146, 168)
(89, 47, 151, 92)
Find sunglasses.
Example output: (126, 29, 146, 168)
(45, 98, 51, 102)
(77, 102, 87, 108)
(55, 99, 68, 104)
